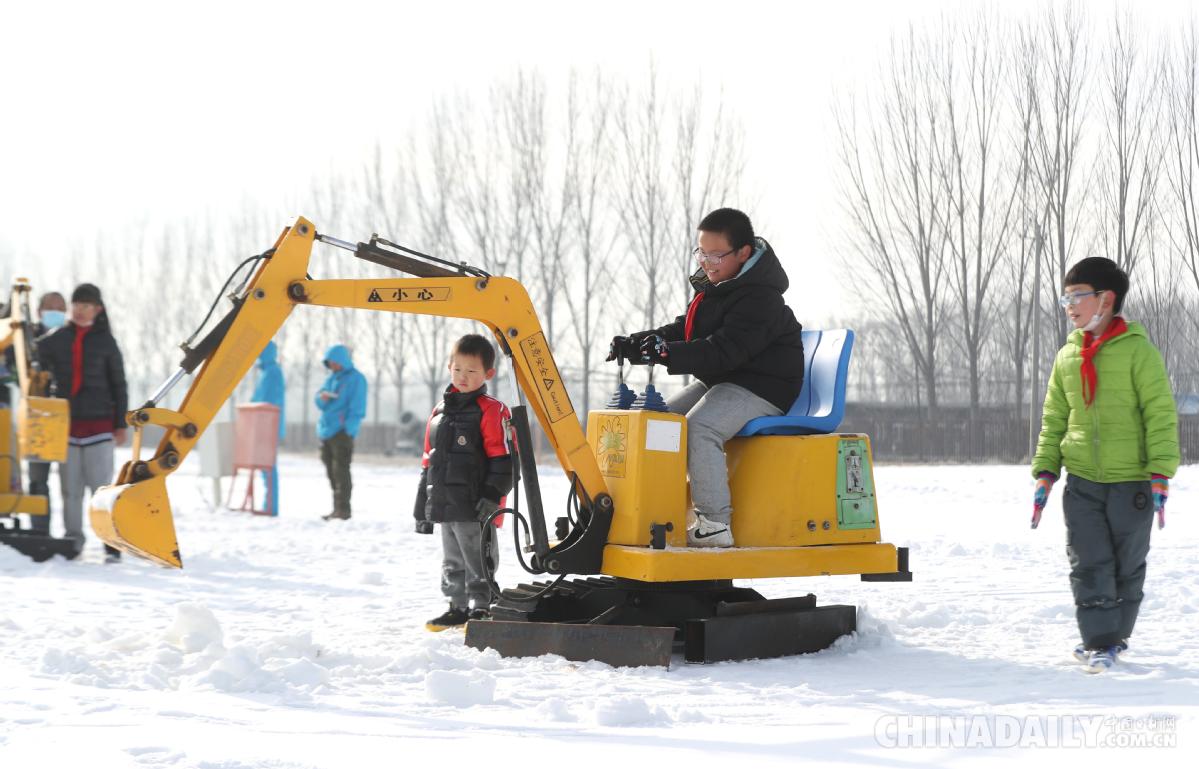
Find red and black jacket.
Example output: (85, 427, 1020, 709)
(37, 312, 128, 433)
(413, 384, 514, 524)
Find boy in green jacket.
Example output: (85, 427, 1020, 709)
(1032, 257, 1179, 673)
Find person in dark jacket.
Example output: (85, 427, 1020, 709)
(608, 208, 804, 548)
(414, 334, 514, 631)
(314, 343, 367, 521)
(37, 284, 127, 561)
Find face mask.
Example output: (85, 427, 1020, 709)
(40, 310, 66, 329)
(1082, 298, 1109, 333)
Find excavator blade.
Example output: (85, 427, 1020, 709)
(89, 477, 182, 568)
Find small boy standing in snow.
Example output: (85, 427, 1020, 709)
(1031, 257, 1179, 672)
(413, 334, 514, 631)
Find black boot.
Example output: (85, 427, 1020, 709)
(425, 605, 468, 632)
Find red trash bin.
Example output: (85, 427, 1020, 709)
(228, 403, 280, 515)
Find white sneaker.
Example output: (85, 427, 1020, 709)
(687, 514, 734, 548)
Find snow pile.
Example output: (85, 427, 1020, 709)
(164, 602, 223, 653)
(593, 695, 671, 727)
(424, 669, 496, 706)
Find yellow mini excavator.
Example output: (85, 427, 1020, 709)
(1, 279, 74, 561)
(88, 217, 910, 667)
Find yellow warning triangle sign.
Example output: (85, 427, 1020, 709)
(368, 289, 382, 302)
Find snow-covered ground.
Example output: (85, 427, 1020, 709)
(1, 452, 1195, 768)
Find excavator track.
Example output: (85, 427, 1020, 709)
(466, 577, 857, 667)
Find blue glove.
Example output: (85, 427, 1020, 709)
(638, 334, 669, 365)
(1151, 475, 1168, 529)
(1031, 472, 1056, 529)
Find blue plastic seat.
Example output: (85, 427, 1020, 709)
(735, 329, 855, 437)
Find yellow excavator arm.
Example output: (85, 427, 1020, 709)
(90, 217, 610, 569)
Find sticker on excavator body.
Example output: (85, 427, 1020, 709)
(367, 286, 451, 302)
(595, 414, 629, 477)
(519, 333, 574, 423)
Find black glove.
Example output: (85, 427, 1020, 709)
(414, 520, 434, 535)
(606, 335, 641, 362)
(475, 498, 500, 522)
(638, 334, 669, 365)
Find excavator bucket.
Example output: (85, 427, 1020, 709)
(89, 476, 182, 568)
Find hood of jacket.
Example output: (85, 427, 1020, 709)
(687, 237, 788, 297)
(323, 344, 354, 370)
(258, 340, 279, 369)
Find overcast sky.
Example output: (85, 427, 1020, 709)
(1, 0, 1194, 322)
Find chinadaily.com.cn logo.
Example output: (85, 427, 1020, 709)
(874, 714, 1178, 749)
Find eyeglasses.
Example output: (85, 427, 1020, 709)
(693, 247, 736, 265)
(1058, 290, 1104, 308)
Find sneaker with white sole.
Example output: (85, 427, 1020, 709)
(687, 514, 734, 548)
(1075, 640, 1126, 663)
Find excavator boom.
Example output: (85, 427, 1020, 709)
(89, 217, 608, 568)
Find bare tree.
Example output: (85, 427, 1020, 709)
(501, 70, 570, 347)
(562, 70, 616, 418)
(614, 64, 675, 331)
(1028, 3, 1090, 342)
(672, 86, 747, 312)
(937, 13, 1019, 412)
(837, 25, 950, 410)
(1163, 17, 1199, 298)
(1098, 10, 1164, 277)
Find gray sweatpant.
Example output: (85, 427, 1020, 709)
(440, 521, 498, 610)
(667, 382, 782, 525)
(60, 439, 115, 546)
(1062, 474, 1155, 649)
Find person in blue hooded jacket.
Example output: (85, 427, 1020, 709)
(251, 340, 286, 516)
(315, 343, 367, 520)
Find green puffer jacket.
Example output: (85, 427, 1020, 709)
(1032, 321, 1180, 482)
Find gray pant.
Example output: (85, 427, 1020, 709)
(1063, 474, 1154, 649)
(440, 521, 498, 610)
(667, 382, 782, 525)
(60, 440, 115, 545)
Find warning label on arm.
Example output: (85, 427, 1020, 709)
(519, 332, 575, 424)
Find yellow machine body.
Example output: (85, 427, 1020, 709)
(17, 396, 70, 463)
(0, 408, 48, 517)
(0, 278, 65, 521)
(586, 409, 688, 548)
(727, 433, 881, 547)
(597, 425, 894, 581)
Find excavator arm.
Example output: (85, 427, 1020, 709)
(90, 217, 611, 569)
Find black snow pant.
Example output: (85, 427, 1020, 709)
(26, 461, 51, 533)
(320, 431, 354, 516)
(1063, 474, 1154, 649)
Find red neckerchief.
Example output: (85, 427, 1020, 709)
(1080, 316, 1128, 407)
(70, 323, 94, 397)
(684, 292, 705, 341)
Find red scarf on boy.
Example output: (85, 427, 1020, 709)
(1080, 316, 1127, 407)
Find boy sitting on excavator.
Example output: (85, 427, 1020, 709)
(608, 208, 804, 548)
(414, 334, 514, 630)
